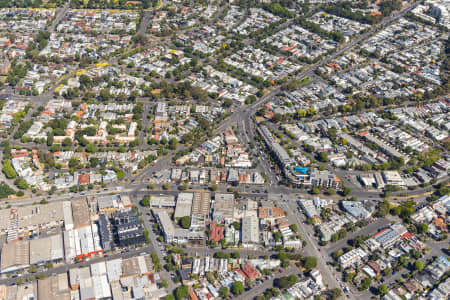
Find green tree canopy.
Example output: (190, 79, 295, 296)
(231, 281, 244, 295)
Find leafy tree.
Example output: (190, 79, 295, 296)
(115, 169, 125, 180)
(378, 284, 388, 296)
(273, 231, 282, 242)
(62, 137, 72, 147)
(44, 262, 53, 269)
(329, 288, 342, 300)
(231, 281, 244, 295)
(383, 268, 392, 277)
(90, 157, 100, 168)
(219, 286, 229, 298)
(290, 224, 298, 232)
(232, 221, 241, 231)
(2, 159, 17, 178)
(14, 178, 28, 190)
(168, 138, 178, 150)
(360, 277, 371, 290)
(222, 99, 233, 108)
(342, 187, 351, 196)
(86, 143, 96, 153)
(175, 286, 189, 300)
(68, 158, 79, 169)
(179, 216, 191, 229)
(0, 182, 16, 198)
(275, 275, 298, 289)
(318, 152, 329, 162)
(376, 200, 390, 217)
(141, 195, 150, 207)
(214, 251, 228, 259)
(28, 265, 37, 273)
(303, 256, 317, 269)
(415, 261, 424, 271)
(417, 223, 428, 234)
(331, 233, 339, 243)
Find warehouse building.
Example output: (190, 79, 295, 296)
(29, 234, 64, 266)
(1, 233, 64, 273)
(0, 240, 29, 273)
(63, 224, 102, 261)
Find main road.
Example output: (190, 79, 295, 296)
(279, 201, 355, 300)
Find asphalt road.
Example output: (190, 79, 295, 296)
(279, 201, 354, 300)
(47, 2, 70, 33)
(138, 11, 153, 36)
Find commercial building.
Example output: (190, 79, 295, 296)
(174, 193, 193, 218)
(373, 227, 402, 249)
(63, 201, 74, 231)
(154, 210, 203, 244)
(69, 266, 91, 291)
(259, 126, 293, 167)
(258, 206, 285, 223)
(192, 191, 211, 218)
(97, 194, 132, 214)
(11, 201, 71, 237)
(113, 210, 145, 247)
(242, 216, 259, 247)
(341, 201, 372, 219)
(150, 195, 176, 209)
(310, 170, 342, 189)
(382, 171, 405, 187)
(338, 248, 368, 269)
(98, 214, 112, 251)
(299, 199, 320, 219)
(213, 193, 235, 223)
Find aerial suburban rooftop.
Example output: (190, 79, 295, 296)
(0, 0, 448, 300)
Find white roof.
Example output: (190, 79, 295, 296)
(106, 259, 123, 282)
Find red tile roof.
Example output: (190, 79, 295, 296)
(209, 223, 224, 243)
(242, 264, 259, 279)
